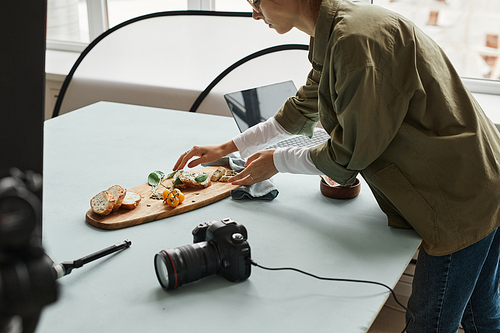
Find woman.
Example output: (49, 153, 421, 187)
(174, 0, 500, 331)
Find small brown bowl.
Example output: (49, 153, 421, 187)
(320, 175, 361, 199)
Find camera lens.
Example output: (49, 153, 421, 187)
(154, 242, 220, 290)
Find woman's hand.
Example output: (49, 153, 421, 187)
(173, 141, 238, 171)
(228, 149, 278, 186)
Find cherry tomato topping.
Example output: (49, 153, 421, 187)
(163, 189, 184, 207)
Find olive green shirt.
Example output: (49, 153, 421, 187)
(274, 0, 500, 256)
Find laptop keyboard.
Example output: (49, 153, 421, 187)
(268, 129, 330, 149)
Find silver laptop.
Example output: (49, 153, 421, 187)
(223, 81, 329, 149)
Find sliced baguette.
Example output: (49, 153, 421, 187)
(121, 191, 141, 210)
(210, 166, 226, 181)
(90, 191, 115, 216)
(219, 175, 231, 182)
(107, 185, 126, 211)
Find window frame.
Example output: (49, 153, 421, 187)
(46, 0, 499, 95)
(462, 78, 500, 95)
(46, 0, 213, 52)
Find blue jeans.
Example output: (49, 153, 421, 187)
(406, 228, 500, 333)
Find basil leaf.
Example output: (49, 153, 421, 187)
(148, 172, 160, 186)
(173, 177, 184, 186)
(166, 171, 176, 179)
(195, 173, 208, 183)
(148, 170, 165, 186)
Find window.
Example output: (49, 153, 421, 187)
(213, 0, 249, 12)
(107, 0, 188, 28)
(47, 0, 499, 92)
(373, 0, 500, 82)
(47, 0, 90, 44)
(46, 0, 194, 51)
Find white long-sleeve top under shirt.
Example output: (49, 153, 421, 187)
(231, 117, 324, 175)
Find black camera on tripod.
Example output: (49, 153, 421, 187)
(0, 169, 58, 333)
(154, 218, 251, 290)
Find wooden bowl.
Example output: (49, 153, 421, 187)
(320, 175, 361, 199)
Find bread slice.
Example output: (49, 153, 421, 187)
(219, 175, 231, 182)
(121, 191, 141, 210)
(177, 171, 211, 189)
(210, 166, 226, 181)
(107, 185, 126, 211)
(90, 191, 115, 216)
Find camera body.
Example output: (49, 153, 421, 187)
(192, 218, 251, 283)
(0, 169, 58, 333)
(155, 218, 251, 290)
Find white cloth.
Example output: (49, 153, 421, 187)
(231, 118, 323, 175)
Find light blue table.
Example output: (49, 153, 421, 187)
(38, 102, 421, 333)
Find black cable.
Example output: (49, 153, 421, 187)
(249, 259, 414, 333)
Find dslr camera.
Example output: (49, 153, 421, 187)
(0, 169, 58, 333)
(154, 218, 251, 290)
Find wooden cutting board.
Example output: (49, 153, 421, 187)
(85, 167, 240, 230)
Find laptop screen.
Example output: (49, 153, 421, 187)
(224, 80, 297, 132)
